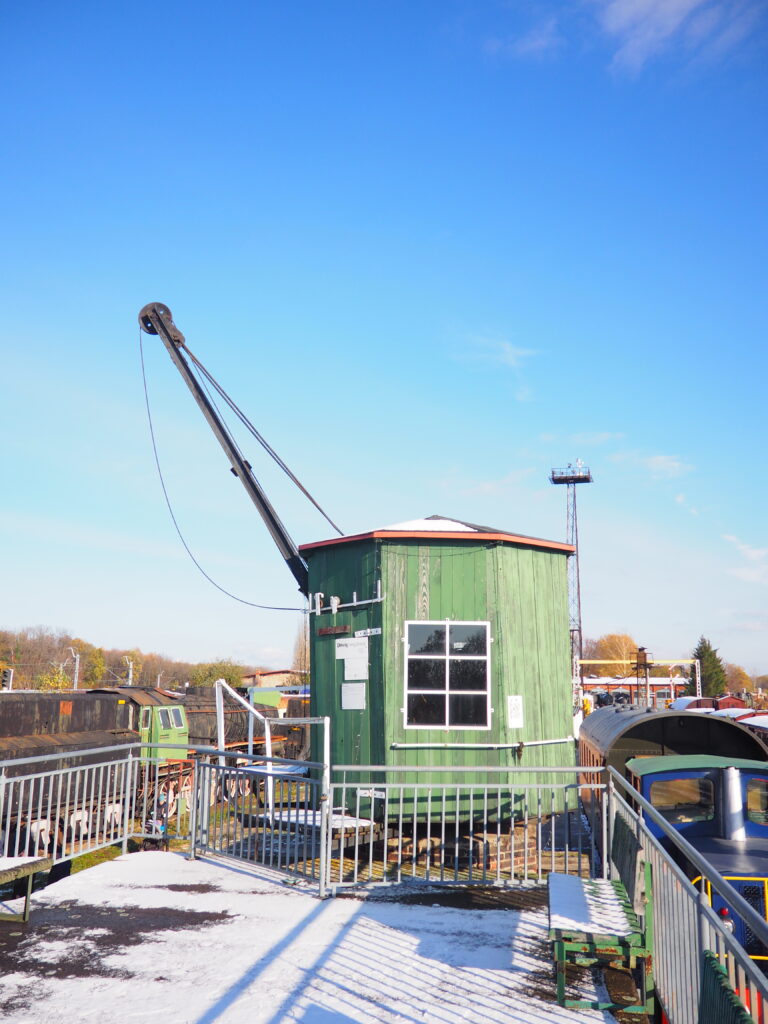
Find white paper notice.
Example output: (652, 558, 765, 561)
(507, 695, 524, 729)
(335, 637, 369, 680)
(341, 682, 366, 710)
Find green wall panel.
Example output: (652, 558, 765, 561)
(308, 536, 575, 793)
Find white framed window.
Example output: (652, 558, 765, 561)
(403, 620, 491, 729)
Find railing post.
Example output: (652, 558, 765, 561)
(122, 752, 134, 855)
(697, 880, 708, 965)
(318, 717, 331, 898)
(200, 762, 211, 852)
(603, 770, 612, 879)
(188, 757, 199, 861)
(0, 768, 6, 855)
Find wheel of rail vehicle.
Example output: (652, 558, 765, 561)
(158, 779, 178, 819)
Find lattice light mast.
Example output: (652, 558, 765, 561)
(549, 461, 593, 673)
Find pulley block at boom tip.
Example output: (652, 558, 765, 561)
(139, 303, 185, 345)
(138, 300, 310, 598)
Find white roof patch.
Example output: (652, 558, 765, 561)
(379, 517, 479, 533)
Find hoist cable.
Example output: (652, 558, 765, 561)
(139, 329, 306, 613)
(181, 342, 343, 537)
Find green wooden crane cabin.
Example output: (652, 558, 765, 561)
(301, 515, 575, 784)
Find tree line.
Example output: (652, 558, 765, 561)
(0, 627, 265, 691)
(583, 632, 767, 697)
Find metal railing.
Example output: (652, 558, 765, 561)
(3, 738, 764, 1024)
(0, 743, 195, 865)
(325, 765, 606, 893)
(188, 719, 331, 894)
(608, 768, 768, 1024)
(190, 754, 327, 888)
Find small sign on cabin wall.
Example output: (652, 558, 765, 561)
(318, 625, 350, 636)
(507, 695, 524, 729)
(336, 637, 369, 680)
(341, 682, 366, 710)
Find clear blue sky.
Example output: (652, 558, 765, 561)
(1, 1, 766, 673)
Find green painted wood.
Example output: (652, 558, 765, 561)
(307, 534, 575, 803)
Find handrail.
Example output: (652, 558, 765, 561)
(608, 766, 768, 952)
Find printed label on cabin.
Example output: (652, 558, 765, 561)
(507, 695, 524, 729)
(336, 637, 369, 680)
(354, 628, 382, 638)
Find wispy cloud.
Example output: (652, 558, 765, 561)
(448, 467, 538, 498)
(486, 16, 562, 59)
(723, 533, 768, 584)
(675, 492, 699, 515)
(483, 1, 765, 73)
(610, 451, 694, 478)
(723, 534, 768, 562)
(730, 613, 768, 634)
(592, 0, 765, 72)
(457, 337, 537, 401)
(468, 338, 537, 368)
(643, 454, 694, 478)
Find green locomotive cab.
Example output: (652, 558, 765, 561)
(139, 704, 188, 761)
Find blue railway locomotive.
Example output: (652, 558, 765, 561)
(627, 755, 768, 966)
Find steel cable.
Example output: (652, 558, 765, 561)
(139, 329, 306, 613)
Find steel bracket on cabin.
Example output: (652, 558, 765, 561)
(309, 580, 385, 615)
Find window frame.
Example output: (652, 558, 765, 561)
(402, 619, 492, 731)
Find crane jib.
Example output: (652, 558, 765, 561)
(138, 303, 310, 597)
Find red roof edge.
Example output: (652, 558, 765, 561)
(299, 530, 574, 554)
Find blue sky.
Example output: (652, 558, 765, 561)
(1, 1, 766, 673)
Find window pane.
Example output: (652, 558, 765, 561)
(172, 708, 184, 728)
(407, 660, 445, 690)
(449, 694, 488, 727)
(747, 779, 768, 825)
(159, 709, 172, 729)
(449, 624, 487, 656)
(649, 778, 714, 823)
(407, 693, 446, 726)
(448, 660, 487, 691)
(408, 624, 446, 655)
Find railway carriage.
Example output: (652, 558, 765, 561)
(627, 755, 768, 967)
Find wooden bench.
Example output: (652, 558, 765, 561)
(0, 856, 53, 924)
(547, 813, 654, 1015)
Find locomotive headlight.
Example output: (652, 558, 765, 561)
(718, 907, 736, 933)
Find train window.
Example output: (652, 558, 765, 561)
(140, 707, 150, 730)
(158, 709, 173, 729)
(171, 707, 184, 729)
(649, 778, 715, 823)
(746, 779, 768, 825)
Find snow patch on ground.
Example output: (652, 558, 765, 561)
(0, 852, 617, 1023)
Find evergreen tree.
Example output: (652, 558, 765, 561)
(691, 636, 727, 697)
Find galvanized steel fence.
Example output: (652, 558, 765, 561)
(0, 744, 194, 865)
(2, 739, 765, 1024)
(325, 764, 606, 892)
(189, 754, 329, 892)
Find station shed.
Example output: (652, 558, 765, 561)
(300, 515, 576, 785)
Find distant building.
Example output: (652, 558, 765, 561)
(242, 669, 308, 688)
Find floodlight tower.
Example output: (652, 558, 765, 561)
(549, 461, 593, 673)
